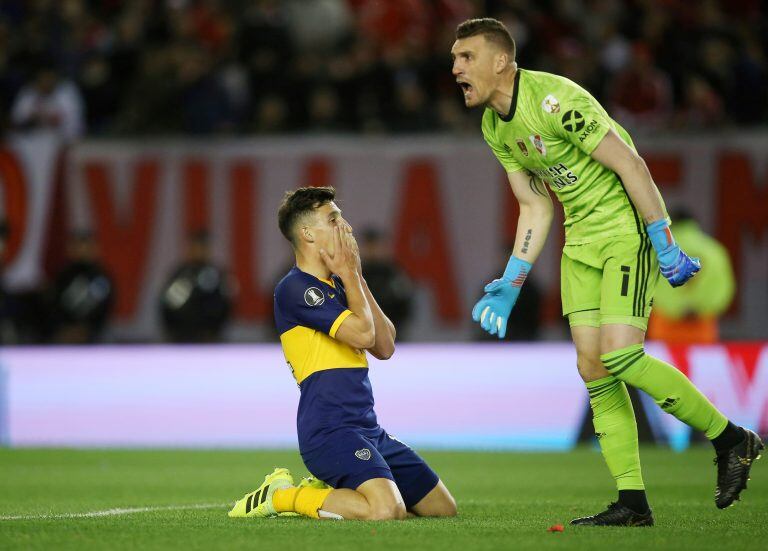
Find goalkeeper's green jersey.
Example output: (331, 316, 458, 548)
(482, 68, 667, 244)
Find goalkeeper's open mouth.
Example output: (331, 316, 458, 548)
(457, 79, 474, 101)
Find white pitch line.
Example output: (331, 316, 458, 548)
(0, 502, 229, 521)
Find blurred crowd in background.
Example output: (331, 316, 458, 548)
(1, 0, 767, 140)
(0, 0, 753, 344)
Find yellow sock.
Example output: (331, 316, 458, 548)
(295, 487, 332, 519)
(273, 487, 300, 513)
(273, 487, 332, 519)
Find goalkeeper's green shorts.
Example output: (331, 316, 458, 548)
(561, 233, 659, 331)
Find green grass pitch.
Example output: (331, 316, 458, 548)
(0, 447, 765, 550)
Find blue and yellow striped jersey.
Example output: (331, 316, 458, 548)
(274, 267, 378, 452)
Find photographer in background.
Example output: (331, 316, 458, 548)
(359, 227, 415, 340)
(49, 231, 114, 344)
(159, 230, 233, 343)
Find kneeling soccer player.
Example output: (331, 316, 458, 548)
(228, 186, 457, 521)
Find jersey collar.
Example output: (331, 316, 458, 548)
(499, 69, 521, 122)
(294, 266, 336, 288)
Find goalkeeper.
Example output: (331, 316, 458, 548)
(228, 187, 456, 521)
(452, 17, 763, 526)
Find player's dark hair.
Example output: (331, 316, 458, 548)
(278, 186, 336, 246)
(456, 18, 516, 60)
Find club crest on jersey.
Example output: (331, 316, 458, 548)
(515, 138, 529, 157)
(529, 134, 546, 156)
(541, 94, 560, 114)
(355, 448, 372, 461)
(304, 287, 325, 306)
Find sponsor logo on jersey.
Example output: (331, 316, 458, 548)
(541, 94, 560, 114)
(515, 138, 529, 156)
(529, 134, 546, 156)
(561, 110, 585, 132)
(354, 448, 372, 461)
(530, 163, 579, 190)
(328, 292, 335, 299)
(578, 119, 600, 142)
(304, 287, 325, 306)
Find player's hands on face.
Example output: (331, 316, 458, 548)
(339, 219, 362, 273)
(319, 223, 358, 278)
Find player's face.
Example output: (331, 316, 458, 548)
(451, 35, 501, 108)
(309, 201, 344, 254)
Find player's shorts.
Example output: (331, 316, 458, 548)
(561, 233, 659, 331)
(300, 427, 439, 509)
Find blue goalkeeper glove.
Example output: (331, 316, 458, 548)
(646, 219, 701, 287)
(471, 256, 532, 339)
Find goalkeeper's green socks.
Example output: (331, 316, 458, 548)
(601, 344, 728, 439)
(586, 376, 645, 491)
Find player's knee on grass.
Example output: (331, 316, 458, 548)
(366, 501, 407, 521)
(421, 493, 457, 518)
(409, 481, 457, 517)
(433, 490, 458, 517)
(356, 478, 407, 521)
